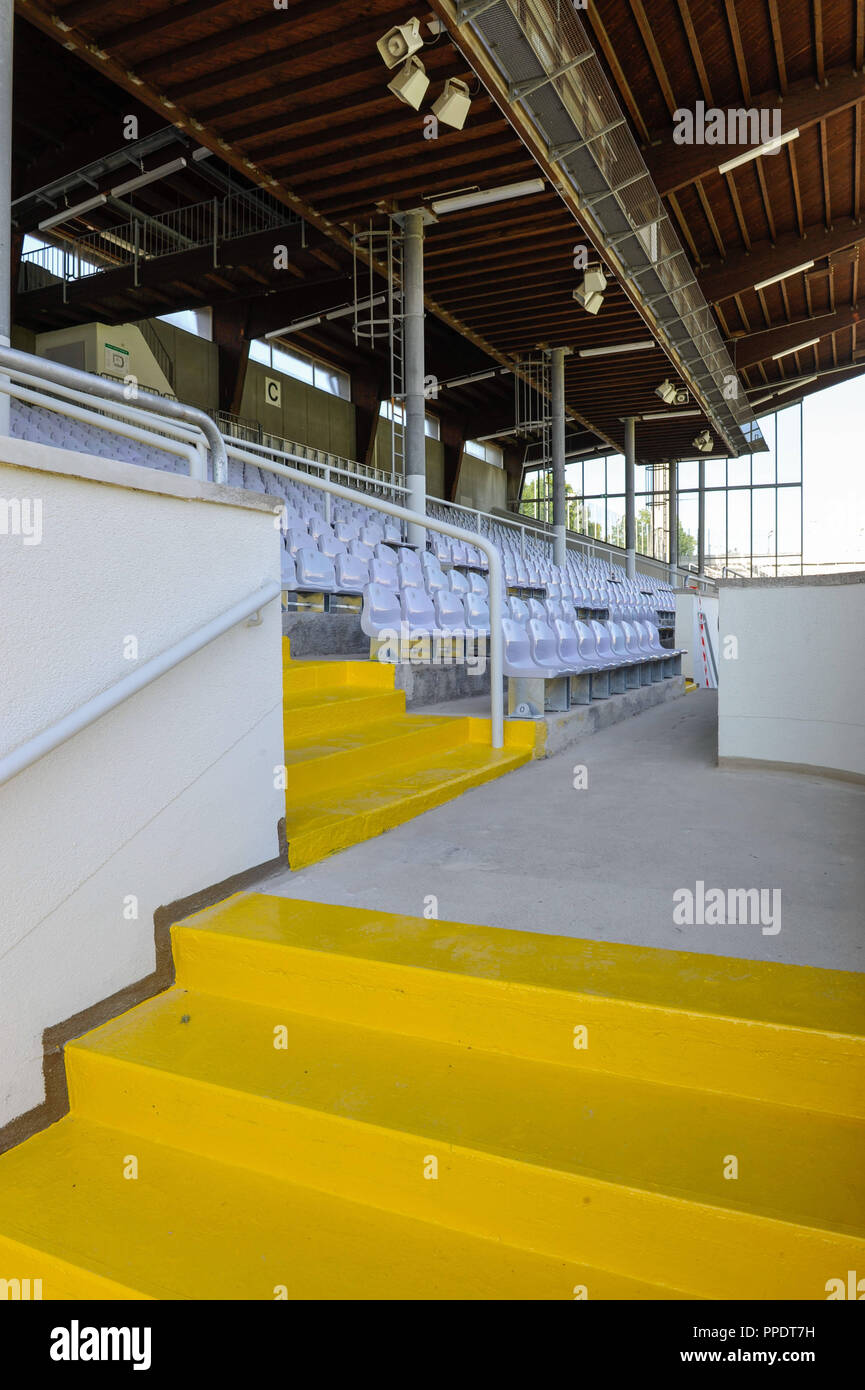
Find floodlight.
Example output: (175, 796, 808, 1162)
(388, 56, 430, 110)
(573, 266, 607, 314)
(377, 18, 424, 69)
(692, 430, 714, 453)
(432, 78, 472, 130)
(655, 378, 678, 404)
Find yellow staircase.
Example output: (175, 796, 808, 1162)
(280, 639, 533, 868)
(0, 894, 862, 1300)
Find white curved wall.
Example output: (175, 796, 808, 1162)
(0, 438, 284, 1128)
(718, 574, 865, 779)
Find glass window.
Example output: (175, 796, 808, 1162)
(776, 402, 802, 484)
(752, 412, 776, 485)
(606, 496, 625, 547)
(777, 486, 802, 573)
(583, 457, 606, 495)
(249, 339, 271, 365)
(273, 345, 313, 385)
(678, 459, 699, 490)
(677, 493, 699, 565)
(606, 454, 625, 492)
(704, 457, 726, 488)
(705, 491, 726, 566)
(726, 489, 751, 572)
(727, 453, 750, 488)
(752, 487, 777, 574)
(424, 416, 441, 440)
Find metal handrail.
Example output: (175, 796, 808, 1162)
(0, 583, 281, 787)
(0, 374, 203, 477)
(0, 346, 227, 480)
(0, 353, 506, 748)
(220, 442, 506, 748)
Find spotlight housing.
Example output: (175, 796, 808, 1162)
(692, 430, 714, 454)
(655, 378, 678, 404)
(388, 56, 430, 110)
(573, 266, 607, 315)
(432, 77, 472, 130)
(377, 18, 424, 69)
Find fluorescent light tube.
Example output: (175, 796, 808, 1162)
(39, 194, 107, 230)
(718, 127, 799, 175)
(578, 340, 655, 358)
(772, 337, 820, 360)
(431, 178, 545, 215)
(111, 158, 188, 198)
(753, 260, 814, 292)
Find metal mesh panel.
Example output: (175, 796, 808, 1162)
(467, 0, 765, 456)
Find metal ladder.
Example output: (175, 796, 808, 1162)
(352, 221, 406, 494)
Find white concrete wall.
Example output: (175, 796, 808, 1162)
(718, 575, 865, 778)
(0, 438, 285, 1127)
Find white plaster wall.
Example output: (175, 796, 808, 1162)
(718, 578, 865, 777)
(674, 590, 718, 683)
(0, 439, 285, 1126)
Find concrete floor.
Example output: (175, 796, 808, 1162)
(256, 691, 865, 972)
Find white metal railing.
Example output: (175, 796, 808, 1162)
(0, 351, 505, 747)
(0, 583, 281, 787)
(0, 346, 226, 477)
(20, 191, 293, 287)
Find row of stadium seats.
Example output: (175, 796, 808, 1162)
(11, 399, 678, 637)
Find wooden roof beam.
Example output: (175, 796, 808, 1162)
(644, 66, 865, 195)
(734, 302, 862, 369)
(699, 215, 865, 302)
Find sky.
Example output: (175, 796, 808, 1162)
(801, 375, 865, 570)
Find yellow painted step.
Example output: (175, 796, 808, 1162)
(282, 686, 405, 739)
(174, 896, 865, 1120)
(0, 1119, 689, 1300)
(65, 988, 865, 1300)
(283, 742, 530, 869)
(281, 657, 395, 694)
(283, 714, 473, 797)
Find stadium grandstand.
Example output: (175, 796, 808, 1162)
(0, 0, 863, 1321)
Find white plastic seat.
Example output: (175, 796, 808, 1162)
(335, 553, 369, 594)
(508, 595, 529, 622)
(448, 569, 470, 596)
(286, 527, 312, 556)
(400, 585, 436, 633)
(361, 524, 384, 546)
(280, 550, 297, 590)
(526, 598, 546, 621)
(464, 594, 490, 634)
(397, 560, 424, 589)
(502, 618, 561, 679)
(374, 542, 398, 566)
(334, 521, 360, 543)
(369, 557, 399, 588)
(398, 547, 424, 578)
(468, 572, 488, 596)
(527, 618, 569, 672)
(434, 589, 467, 631)
(294, 548, 336, 592)
(318, 534, 347, 560)
(349, 538, 375, 563)
(361, 582, 401, 637)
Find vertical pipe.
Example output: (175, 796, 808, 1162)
(624, 416, 636, 579)
(697, 456, 706, 574)
(668, 458, 678, 586)
(550, 346, 566, 568)
(0, 0, 13, 437)
(403, 209, 426, 549)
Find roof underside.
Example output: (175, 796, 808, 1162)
(11, 0, 865, 464)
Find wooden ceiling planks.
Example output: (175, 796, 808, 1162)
(14, 0, 865, 459)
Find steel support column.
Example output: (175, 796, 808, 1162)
(403, 209, 427, 548)
(624, 416, 636, 579)
(550, 347, 566, 567)
(0, 0, 13, 437)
